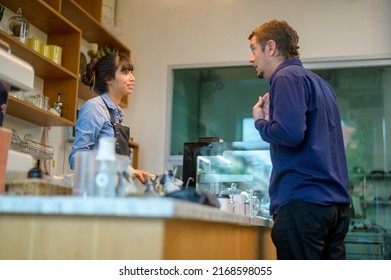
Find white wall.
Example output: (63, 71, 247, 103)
(4, 0, 390, 175)
(116, 0, 391, 175)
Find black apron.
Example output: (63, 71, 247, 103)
(102, 97, 130, 156)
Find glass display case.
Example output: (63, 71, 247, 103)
(194, 141, 272, 218)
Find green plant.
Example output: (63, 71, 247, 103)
(97, 44, 118, 58)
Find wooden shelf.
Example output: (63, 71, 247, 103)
(0, 0, 78, 34)
(1, 0, 81, 127)
(2, 0, 131, 127)
(0, 31, 77, 80)
(61, 0, 130, 108)
(61, 0, 130, 54)
(7, 96, 74, 127)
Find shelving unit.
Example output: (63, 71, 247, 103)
(2, 0, 131, 127)
(61, 0, 130, 108)
(347, 172, 391, 259)
(1, 0, 81, 126)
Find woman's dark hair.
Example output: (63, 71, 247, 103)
(248, 19, 300, 59)
(82, 53, 133, 95)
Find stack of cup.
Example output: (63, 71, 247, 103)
(27, 38, 41, 53)
(40, 44, 62, 65)
(48, 45, 62, 65)
(26, 38, 62, 65)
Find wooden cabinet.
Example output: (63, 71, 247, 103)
(128, 139, 139, 169)
(1, 0, 81, 126)
(61, 0, 130, 108)
(1, 0, 130, 127)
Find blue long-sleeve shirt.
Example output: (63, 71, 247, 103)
(255, 58, 351, 215)
(68, 93, 125, 169)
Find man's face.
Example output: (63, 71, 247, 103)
(249, 36, 269, 79)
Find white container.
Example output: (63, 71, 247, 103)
(217, 194, 230, 211)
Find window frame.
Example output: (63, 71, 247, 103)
(165, 54, 391, 169)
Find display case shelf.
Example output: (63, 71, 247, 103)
(198, 174, 255, 184)
(363, 201, 391, 207)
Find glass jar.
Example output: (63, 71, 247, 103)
(8, 8, 29, 44)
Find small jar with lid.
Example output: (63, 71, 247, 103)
(8, 8, 29, 44)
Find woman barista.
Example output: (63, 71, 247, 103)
(69, 53, 149, 183)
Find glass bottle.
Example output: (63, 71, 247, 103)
(53, 93, 63, 116)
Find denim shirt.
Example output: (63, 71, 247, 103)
(68, 93, 126, 169)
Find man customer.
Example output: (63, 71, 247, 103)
(249, 19, 351, 259)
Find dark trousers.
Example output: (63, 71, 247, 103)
(271, 200, 351, 260)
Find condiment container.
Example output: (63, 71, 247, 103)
(8, 8, 29, 44)
(217, 193, 230, 211)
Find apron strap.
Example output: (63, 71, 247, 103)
(101, 97, 130, 156)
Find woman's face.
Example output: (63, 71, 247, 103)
(109, 65, 135, 96)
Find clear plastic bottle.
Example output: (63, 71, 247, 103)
(94, 137, 116, 196)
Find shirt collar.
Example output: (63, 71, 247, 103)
(101, 93, 116, 110)
(270, 58, 302, 81)
(101, 93, 126, 117)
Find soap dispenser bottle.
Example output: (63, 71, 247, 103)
(28, 159, 43, 179)
(94, 137, 116, 196)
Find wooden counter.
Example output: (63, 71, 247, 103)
(0, 196, 276, 260)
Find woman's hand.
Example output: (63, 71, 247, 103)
(129, 167, 156, 184)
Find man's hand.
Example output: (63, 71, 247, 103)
(253, 92, 269, 122)
(262, 92, 270, 121)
